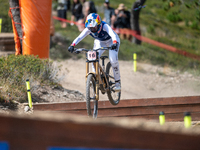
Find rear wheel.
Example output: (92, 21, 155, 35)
(106, 62, 121, 105)
(86, 74, 98, 118)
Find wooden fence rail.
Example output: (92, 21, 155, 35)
(33, 96, 200, 121)
(0, 112, 200, 150)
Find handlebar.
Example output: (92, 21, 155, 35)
(73, 47, 112, 54)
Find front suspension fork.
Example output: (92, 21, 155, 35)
(86, 61, 99, 101)
(95, 61, 99, 100)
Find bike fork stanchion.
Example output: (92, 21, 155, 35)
(95, 61, 99, 100)
(93, 100, 98, 119)
(86, 61, 89, 82)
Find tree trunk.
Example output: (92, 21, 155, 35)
(9, 0, 22, 53)
(131, 0, 146, 45)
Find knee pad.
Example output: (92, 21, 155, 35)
(110, 61, 119, 72)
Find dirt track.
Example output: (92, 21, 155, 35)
(57, 58, 200, 100)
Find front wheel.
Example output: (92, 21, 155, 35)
(106, 62, 121, 105)
(86, 74, 98, 118)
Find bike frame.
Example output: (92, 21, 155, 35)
(85, 51, 110, 101)
(73, 47, 120, 118)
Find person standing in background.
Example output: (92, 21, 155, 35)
(103, 0, 115, 28)
(131, 0, 146, 44)
(71, 0, 85, 31)
(81, 0, 97, 21)
(57, 0, 68, 28)
(114, 3, 132, 41)
(50, 15, 55, 48)
(66, 0, 71, 12)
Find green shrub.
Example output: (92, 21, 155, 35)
(167, 12, 182, 23)
(185, 3, 191, 9)
(185, 19, 189, 27)
(147, 24, 155, 34)
(163, 2, 170, 11)
(190, 20, 199, 30)
(0, 55, 61, 102)
(196, 10, 200, 21)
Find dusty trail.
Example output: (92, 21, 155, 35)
(57, 58, 200, 100)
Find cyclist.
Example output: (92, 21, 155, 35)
(68, 13, 121, 92)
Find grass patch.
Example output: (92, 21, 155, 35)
(0, 55, 61, 103)
(0, 0, 13, 32)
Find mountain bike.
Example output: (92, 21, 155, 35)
(74, 47, 121, 118)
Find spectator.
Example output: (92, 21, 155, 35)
(114, 3, 132, 41)
(103, 0, 115, 28)
(71, 0, 84, 31)
(81, 0, 97, 21)
(57, 0, 68, 28)
(88, 1, 97, 14)
(131, 0, 146, 44)
(66, 0, 71, 11)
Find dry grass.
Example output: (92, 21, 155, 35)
(0, 54, 63, 103)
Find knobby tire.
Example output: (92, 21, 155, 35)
(86, 74, 98, 118)
(106, 62, 121, 105)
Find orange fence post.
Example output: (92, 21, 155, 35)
(20, 0, 52, 58)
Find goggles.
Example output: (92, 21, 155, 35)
(89, 26, 98, 33)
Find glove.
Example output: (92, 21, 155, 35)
(68, 46, 74, 53)
(111, 43, 118, 50)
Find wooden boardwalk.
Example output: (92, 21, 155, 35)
(0, 33, 15, 52)
(33, 96, 200, 121)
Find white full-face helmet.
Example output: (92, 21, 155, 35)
(85, 13, 102, 33)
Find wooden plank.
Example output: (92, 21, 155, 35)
(33, 96, 200, 111)
(97, 104, 200, 117)
(0, 33, 14, 38)
(32, 96, 200, 121)
(33, 101, 87, 111)
(0, 113, 200, 150)
(45, 111, 200, 121)
(0, 39, 15, 45)
(0, 45, 15, 51)
(47, 104, 200, 116)
(100, 112, 200, 121)
(104, 96, 200, 108)
(45, 107, 200, 121)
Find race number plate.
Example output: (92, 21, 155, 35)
(87, 51, 97, 61)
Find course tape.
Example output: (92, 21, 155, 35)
(9, 7, 22, 55)
(53, 16, 200, 61)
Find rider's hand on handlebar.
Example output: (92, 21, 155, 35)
(111, 43, 118, 50)
(68, 46, 74, 53)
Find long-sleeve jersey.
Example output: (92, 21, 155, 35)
(71, 21, 119, 46)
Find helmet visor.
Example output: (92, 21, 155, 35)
(89, 26, 98, 33)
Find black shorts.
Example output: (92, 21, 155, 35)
(57, 9, 67, 20)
